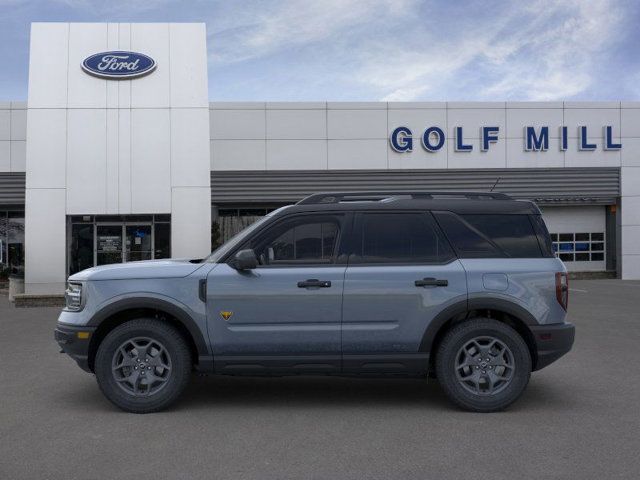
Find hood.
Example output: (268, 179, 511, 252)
(69, 258, 205, 281)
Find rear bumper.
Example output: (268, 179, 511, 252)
(54, 324, 96, 373)
(530, 322, 575, 371)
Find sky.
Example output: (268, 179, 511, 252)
(0, 0, 638, 102)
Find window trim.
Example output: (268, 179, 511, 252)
(347, 210, 457, 266)
(225, 212, 351, 268)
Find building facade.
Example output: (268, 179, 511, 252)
(0, 22, 639, 294)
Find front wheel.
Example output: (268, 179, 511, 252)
(435, 318, 531, 412)
(95, 319, 192, 413)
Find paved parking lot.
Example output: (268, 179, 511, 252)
(1, 279, 639, 479)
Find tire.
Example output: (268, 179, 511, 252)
(435, 318, 531, 412)
(95, 318, 192, 413)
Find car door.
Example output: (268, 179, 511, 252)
(207, 212, 350, 374)
(341, 211, 467, 374)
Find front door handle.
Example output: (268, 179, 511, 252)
(415, 277, 448, 287)
(297, 279, 332, 288)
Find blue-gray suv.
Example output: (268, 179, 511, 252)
(55, 191, 575, 413)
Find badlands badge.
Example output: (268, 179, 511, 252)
(220, 311, 233, 321)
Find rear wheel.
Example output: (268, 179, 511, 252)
(435, 318, 531, 412)
(95, 319, 192, 413)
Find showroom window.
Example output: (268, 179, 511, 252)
(0, 210, 25, 277)
(67, 215, 171, 275)
(550, 232, 605, 262)
(212, 206, 283, 250)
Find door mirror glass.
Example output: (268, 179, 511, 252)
(232, 249, 258, 270)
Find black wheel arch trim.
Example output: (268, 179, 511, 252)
(419, 297, 539, 353)
(419, 299, 468, 353)
(467, 297, 539, 326)
(87, 296, 210, 358)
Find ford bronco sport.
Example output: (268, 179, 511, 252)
(55, 191, 575, 413)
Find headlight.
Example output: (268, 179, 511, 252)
(65, 282, 84, 311)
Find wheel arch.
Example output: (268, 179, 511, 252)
(86, 297, 211, 373)
(421, 297, 539, 371)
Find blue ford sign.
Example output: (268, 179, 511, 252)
(390, 125, 622, 153)
(81, 51, 156, 79)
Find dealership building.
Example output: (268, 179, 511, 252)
(1, 22, 640, 295)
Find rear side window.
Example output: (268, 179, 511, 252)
(352, 212, 454, 264)
(434, 212, 544, 258)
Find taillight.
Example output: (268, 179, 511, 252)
(555, 272, 568, 311)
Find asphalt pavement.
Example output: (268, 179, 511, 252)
(1, 279, 639, 479)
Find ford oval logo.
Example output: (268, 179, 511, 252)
(81, 51, 156, 79)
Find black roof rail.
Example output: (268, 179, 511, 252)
(296, 191, 512, 205)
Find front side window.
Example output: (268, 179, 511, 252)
(352, 212, 454, 264)
(246, 215, 341, 266)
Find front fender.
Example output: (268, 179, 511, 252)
(87, 293, 211, 360)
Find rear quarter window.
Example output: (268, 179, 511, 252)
(461, 214, 542, 258)
(434, 212, 545, 258)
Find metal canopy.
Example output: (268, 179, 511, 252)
(210, 168, 620, 206)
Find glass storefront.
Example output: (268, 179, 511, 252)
(212, 206, 282, 250)
(0, 210, 25, 277)
(67, 215, 171, 275)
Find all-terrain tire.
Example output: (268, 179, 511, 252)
(435, 318, 531, 412)
(95, 318, 192, 413)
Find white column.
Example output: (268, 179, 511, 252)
(25, 189, 66, 294)
(620, 105, 640, 279)
(171, 187, 211, 259)
(620, 167, 640, 279)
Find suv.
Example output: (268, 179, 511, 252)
(55, 191, 574, 413)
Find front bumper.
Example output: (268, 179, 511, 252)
(530, 322, 575, 371)
(54, 324, 97, 373)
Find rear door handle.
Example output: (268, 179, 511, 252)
(415, 277, 448, 287)
(297, 279, 332, 288)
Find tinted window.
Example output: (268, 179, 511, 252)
(353, 213, 454, 263)
(249, 216, 340, 265)
(461, 214, 542, 257)
(433, 212, 501, 257)
(529, 214, 554, 257)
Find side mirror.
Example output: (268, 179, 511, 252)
(231, 249, 258, 270)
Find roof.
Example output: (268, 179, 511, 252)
(272, 191, 542, 216)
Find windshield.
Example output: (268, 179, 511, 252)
(204, 205, 292, 263)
